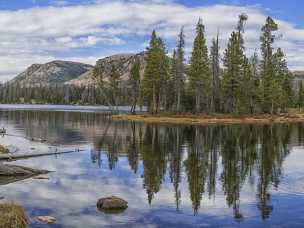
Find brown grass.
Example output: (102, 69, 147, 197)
(0, 203, 27, 228)
(112, 112, 304, 125)
(0, 145, 9, 154)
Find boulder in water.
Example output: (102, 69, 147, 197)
(0, 163, 49, 176)
(0, 128, 6, 134)
(36, 216, 56, 224)
(97, 196, 128, 212)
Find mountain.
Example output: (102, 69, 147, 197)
(66, 52, 145, 87)
(10, 60, 93, 87)
(9, 53, 145, 87)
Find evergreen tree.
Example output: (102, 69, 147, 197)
(273, 48, 293, 112)
(188, 19, 211, 114)
(210, 33, 221, 112)
(298, 81, 304, 108)
(173, 27, 185, 113)
(260, 17, 279, 114)
(222, 14, 248, 113)
(142, 31, 169, 114)
(129, 57, 141, 114)
(108, 65, 122, 110)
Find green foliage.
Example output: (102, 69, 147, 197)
(129, 57, 141, 113)
(142, 30, 170, 114)
(188, 19, 211, 113)
(171, 27, 186, 113)
(210, 34, 221, 113)
(298, 81, 304, 108)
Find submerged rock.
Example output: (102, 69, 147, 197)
(0, 128, 6, 134)
(0, 163, 49, 176)
(0, 203, 27, 228)
(0, 145, 9, 154)
(36, 216, 56, 224)
(97, 196, 128, 212)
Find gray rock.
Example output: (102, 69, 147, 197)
(97, 196, 128, 212)
(36, 216, 56, 224)
(0, 163, 49, 176)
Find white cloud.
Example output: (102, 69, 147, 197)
(0, 0, 303, 82)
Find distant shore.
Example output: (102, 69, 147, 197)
(112, 112, 304, 125)
(0, 104, 145, 113)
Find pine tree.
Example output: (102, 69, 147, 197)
(129, 57, 141, 114)
(222, 14, 248, 113)
(142, 31, 169, 114)
(298, 81, 304, 108)
(260, 17, 279, 114)
(173, 27, 185, 113)
(210, 33, 221, 113)
(222, 32, 244, 113)
(157, 37, 170, 111)
(108, 64, 122, 110)
(188, 19, 211, 114)
(273, 48, 293, 112)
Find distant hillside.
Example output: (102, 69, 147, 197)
(66, 52, 145, 87)
(10, 60, 93, 87)
(8, 53, 146, 87)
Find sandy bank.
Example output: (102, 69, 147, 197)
(112, 113, 304, 125)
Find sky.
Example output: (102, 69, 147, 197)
(0, 0, 303, 81)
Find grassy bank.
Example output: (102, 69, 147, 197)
(112, 112, 304, 125)
(0, 203, 27, 228)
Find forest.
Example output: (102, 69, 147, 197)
(0, 14, 303, 115)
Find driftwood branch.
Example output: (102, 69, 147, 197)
(0, 149, 85, 161)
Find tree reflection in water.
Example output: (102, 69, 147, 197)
(119, 122, 291, 220)
(1, 110, 299, 221)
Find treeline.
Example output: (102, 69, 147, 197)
(0, 83, 131, 105)
(1, 14, 303, 115)
(139, 15, 295, 114)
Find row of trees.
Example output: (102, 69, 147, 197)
(0, 83, 131, 105)
(140, 15, 295, 114)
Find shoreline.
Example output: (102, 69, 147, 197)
(111, 113, 304, 125)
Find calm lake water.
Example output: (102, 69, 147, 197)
(0, 109, 304, 227)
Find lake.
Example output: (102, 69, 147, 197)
(0, 109, 304, 227)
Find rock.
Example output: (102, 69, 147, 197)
(97, 196, 128, 212)
(36, 216, 56, 224)
(0, 128, 6, 134)
(0, 203, 27, 228)
(0, 145, 9, 154)
(0, 163, 49, 176)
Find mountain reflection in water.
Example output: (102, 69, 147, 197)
(0, 110, 304, 227)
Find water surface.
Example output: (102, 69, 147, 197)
(0, 109, 304, 227)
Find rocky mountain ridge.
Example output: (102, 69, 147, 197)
(10, 60, 93, 87)
(9, 53, 146, 87)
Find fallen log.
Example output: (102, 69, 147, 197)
(0, 149, 85, 161)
